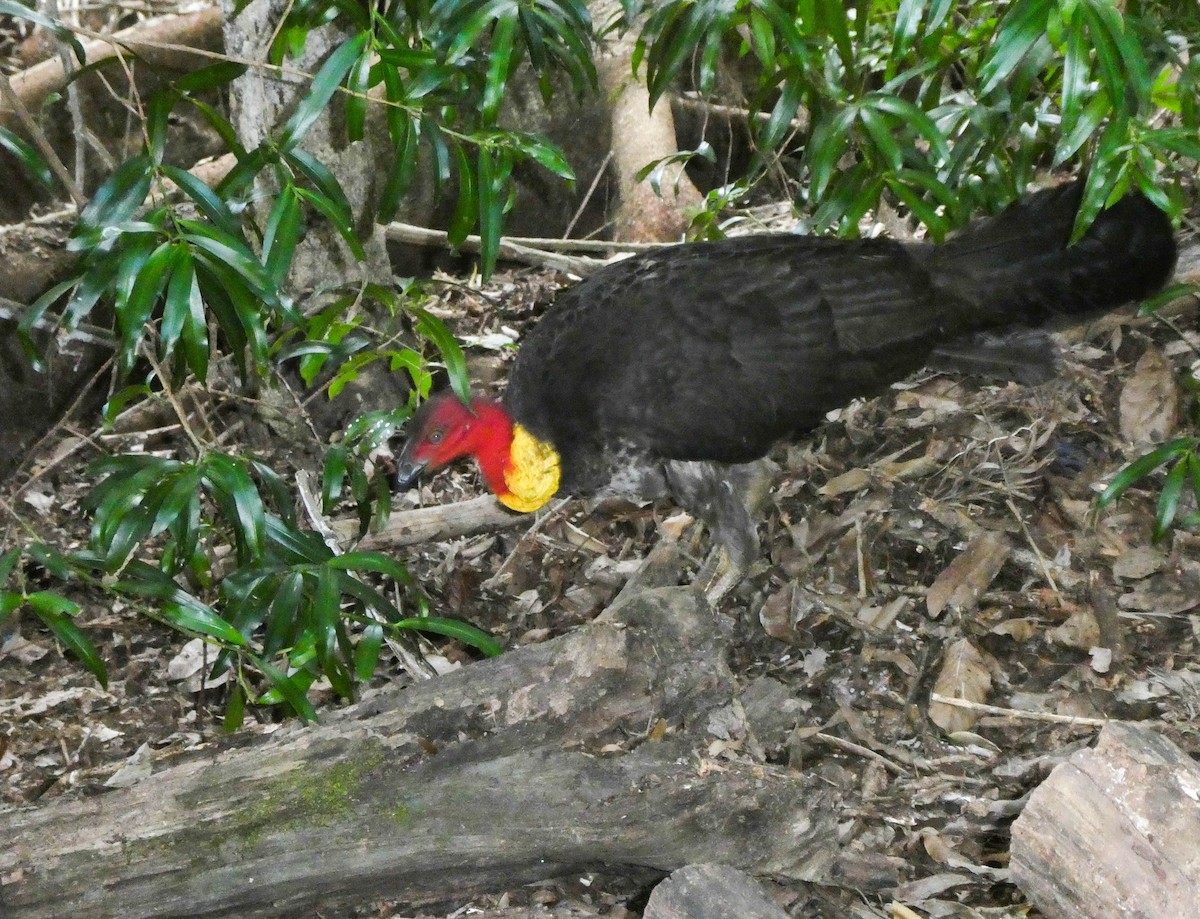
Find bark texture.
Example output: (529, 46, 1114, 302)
(0, 588, 843, 918)
(1010, 722, 1200, 919)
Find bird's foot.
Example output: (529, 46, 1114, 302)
(695, 544, 743, 606)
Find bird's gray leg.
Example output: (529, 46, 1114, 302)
(665, 459, 776, 603)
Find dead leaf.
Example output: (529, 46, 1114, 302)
(926, 531, 1011, 618)
(1119, 347, 1179, 444)
(991, 617, 1038, 642)
(1118, 559, 1200, 614)
(819, 466, 871, 497)
(1048, 607, 1100, 651)
(929, 640, 994, 733)
(1089, 646, 1113, 674)
(104, 743, 153, 788)
(1112, 546, 1165, 581)
(760, 582, 798, 639)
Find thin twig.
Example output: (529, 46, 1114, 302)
(141, 349, 204, 455)
(813, 732, 910, 776)
(930, 693, 1110, 727)
(563, 149, 612, 240)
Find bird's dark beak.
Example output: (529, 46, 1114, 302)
(393, 442, 427, 490)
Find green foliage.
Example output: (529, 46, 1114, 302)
(254, 0, 586, 275)
(1096, 437, 1200, 542)
(0, 127, 56, 192)
(628, 0, 1200, 238)
(1, 547, 108, 688)
(68, 451, 500, 723)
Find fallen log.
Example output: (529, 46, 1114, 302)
(1010, 722, 1200, 919)
(0, 588, 843, 918)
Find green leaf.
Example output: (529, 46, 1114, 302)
(181, 221, 276, 299)
(295, 187, 367, 262)
(345, 43, 372, 143)
(447, 142, 476, 247)
(759, 78, 805, 154)
(312, 565, 352, 698)
(203, 454, 267, 564)
(279, 32, 370, 152)
(76, 154, 154, 234)
(326, 551, 412, 583)
(0, 546, 20, 585)
(379, 112, 420, 223)
(1138, 283, 1198, 317)
(223, 682, 246, 732)
(26, 592, 108, 688)
(392, 615, 502, 657)
(159, 165, 242, 238)
(263, 186, 302, 285)
(285, 148, 355, 227)
(253, 654, 318, 722)
(1096, 438, 1195, 508)
(118, 241, 180, 375)
(483, 13, 518, 124)
(409, 305, 470, 405)
(978, 0, 1054, 97)
(1154, 455, 1187, 542)
(354, 622, 384, 681)
(0, 127, 56, 190)
(176, 61, 249, 94)
(264, 570, 305, 657)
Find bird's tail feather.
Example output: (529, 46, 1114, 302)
(928, 180, 1177, 328)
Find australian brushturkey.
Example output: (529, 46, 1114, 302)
(396, 180, 1177, 598)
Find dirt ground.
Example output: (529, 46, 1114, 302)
(2, 244, 1199, 917)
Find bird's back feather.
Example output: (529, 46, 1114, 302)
(504, 181, 1177, 493)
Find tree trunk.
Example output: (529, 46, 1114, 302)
(0, 588, 843, 918)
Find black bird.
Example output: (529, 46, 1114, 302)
(396, 180, 1177, 597)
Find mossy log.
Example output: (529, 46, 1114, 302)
(0, 588, 842, 919)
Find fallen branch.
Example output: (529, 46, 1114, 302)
(0, 588, 844, 918)
(331, 494, 526, 548)
(385, 222, 606, 275)
(3, 9, 224, 128)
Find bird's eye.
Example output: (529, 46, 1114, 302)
(428, 430, 444, 444)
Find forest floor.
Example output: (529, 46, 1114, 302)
(2, 239, 1200, 917)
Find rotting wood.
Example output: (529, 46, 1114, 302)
(1010, 722, 1200, 919)
(0, 588, 844, 919)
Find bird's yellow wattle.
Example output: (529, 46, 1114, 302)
(499, 424, 561, 512)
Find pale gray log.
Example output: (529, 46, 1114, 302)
(1010, 722, 1200, 919)
(0, 588, 841, 919)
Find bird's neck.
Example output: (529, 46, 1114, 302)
(468, 399, 561, 513)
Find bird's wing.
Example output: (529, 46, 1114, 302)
(506, 234, 954, 464)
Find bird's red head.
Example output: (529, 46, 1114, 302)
(396, 391, 510, 483)
(394, 392, 561, 513)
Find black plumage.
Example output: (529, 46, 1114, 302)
(505, 182, 1175, 497)
(403, 180, 1177, 598)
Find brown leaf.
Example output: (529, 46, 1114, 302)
(929, 639, 994, 733)
(1119, 347, 1179, 444)
(1048, 607, 1100, 651)
(926, 531, 1012, 618)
